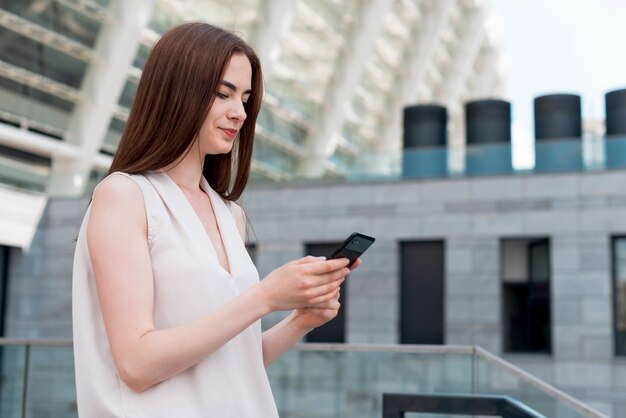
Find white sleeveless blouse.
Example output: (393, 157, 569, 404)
(72, 172, 279, 417)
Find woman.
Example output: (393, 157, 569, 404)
(72, 23, 359, 417)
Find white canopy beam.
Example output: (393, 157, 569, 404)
(438, 7, 487, 173)
(296, 0, 394, 177)
(47, 0, 154, 196)
(376, 0, 457, 159)
(250, 0, 298, 80)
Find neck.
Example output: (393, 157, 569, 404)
(163, 144, 204, 192)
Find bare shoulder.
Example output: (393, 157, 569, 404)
(92, 173, 143, 206)
(88, 174, 147, 242)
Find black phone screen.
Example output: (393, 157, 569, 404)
(328, 232, 375, 267)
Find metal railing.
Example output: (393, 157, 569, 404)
(382, 393, 547, 418)
(0, 339, 609, 418)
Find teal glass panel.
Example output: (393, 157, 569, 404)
(0, 343, 602, 418)
(331, 150, 356, 173)
(604, 135, 626, 170)
(465, 143, 513, 176)
(534, 138, 583, 173)
(0, 160, 48, 192)
(24, 346, 77, 417)
(475, 355, 588, 418)
(252, 140, 296, 173)
(0, 345, 26, 417)
(402, 147, 448, 179)
(256, 108, 308, 147)
(267, 349, 473, 418)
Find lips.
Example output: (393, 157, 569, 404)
(220, 128, 238, 139)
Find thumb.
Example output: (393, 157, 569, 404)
(295, 255, 326, 264)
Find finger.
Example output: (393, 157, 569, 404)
(306, 278, 344, 299)
(303, 267, 350, 288)
(288, 255, 324, 266)
(323, 267, 350, 283)
(349, 258, 362, 271)
(308, 286, 342, 305)
(296, 264, 348, 287)
(304, 258, 350, 275)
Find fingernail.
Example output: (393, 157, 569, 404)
(316, 256, 326, 261)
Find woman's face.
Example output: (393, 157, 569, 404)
(196, 53, 252, 155)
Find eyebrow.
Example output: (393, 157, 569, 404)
(219, 80, 252, 95)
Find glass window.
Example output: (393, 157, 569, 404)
(252, 141, 296, 174)
(101, 117, 125, 154)
(118, 80, 137, 109)
(400, 241, 445, 344)
(501, 238, 551, 353)
(0, 26, 88, 89)
(0, 0, 101, 47)
(133, 44, 151, 70)
(613, 237, 626, 355)
(0, 75, 73, 113)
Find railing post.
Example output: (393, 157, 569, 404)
(20, 344, 30, 418)
(472, 346, 477, 394)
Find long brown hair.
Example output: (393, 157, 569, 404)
(107, 23, 263, 201)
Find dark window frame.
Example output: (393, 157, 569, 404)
(399, 239, 446, 345)
(612, 236, 626, 356)
(500, 237, 552, 355)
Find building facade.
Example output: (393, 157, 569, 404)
(3, 166, 625, 416)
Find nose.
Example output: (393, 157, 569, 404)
(227, 101, 247, 122)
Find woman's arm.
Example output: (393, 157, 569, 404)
(231, 203, 360, 366)
(88, 176, 350, 393)
(260, 258, 360, 367)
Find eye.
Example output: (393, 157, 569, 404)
(216, 92, 228, 99)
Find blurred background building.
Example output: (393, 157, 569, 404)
(0, 0, 504, 192)
(0, 0, 624, 417)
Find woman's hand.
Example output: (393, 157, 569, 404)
(258, 256, 351, 312)
(293, 259, 362, 331)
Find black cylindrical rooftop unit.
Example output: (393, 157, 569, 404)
(534, 94, 582, 140)
(403, 104, 447, 149)
(606, 88, 626, 136)
(465, 99, 512, 145)
(402, 104, 447, 178)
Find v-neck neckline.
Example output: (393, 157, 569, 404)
(161, 171, 234, 278)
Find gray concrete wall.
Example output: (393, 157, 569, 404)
(4, 170, 626, 416)
(5, 197, 87, 338)
(242, 171, 626, 417)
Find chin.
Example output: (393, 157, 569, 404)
(216, 144, 235, 155)
(221, 143, 235, 154)
(205, 142, 234, 155)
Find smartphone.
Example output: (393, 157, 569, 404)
(328, 232, 375, 267)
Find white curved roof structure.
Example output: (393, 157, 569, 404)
(0, 0, 506, 196)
